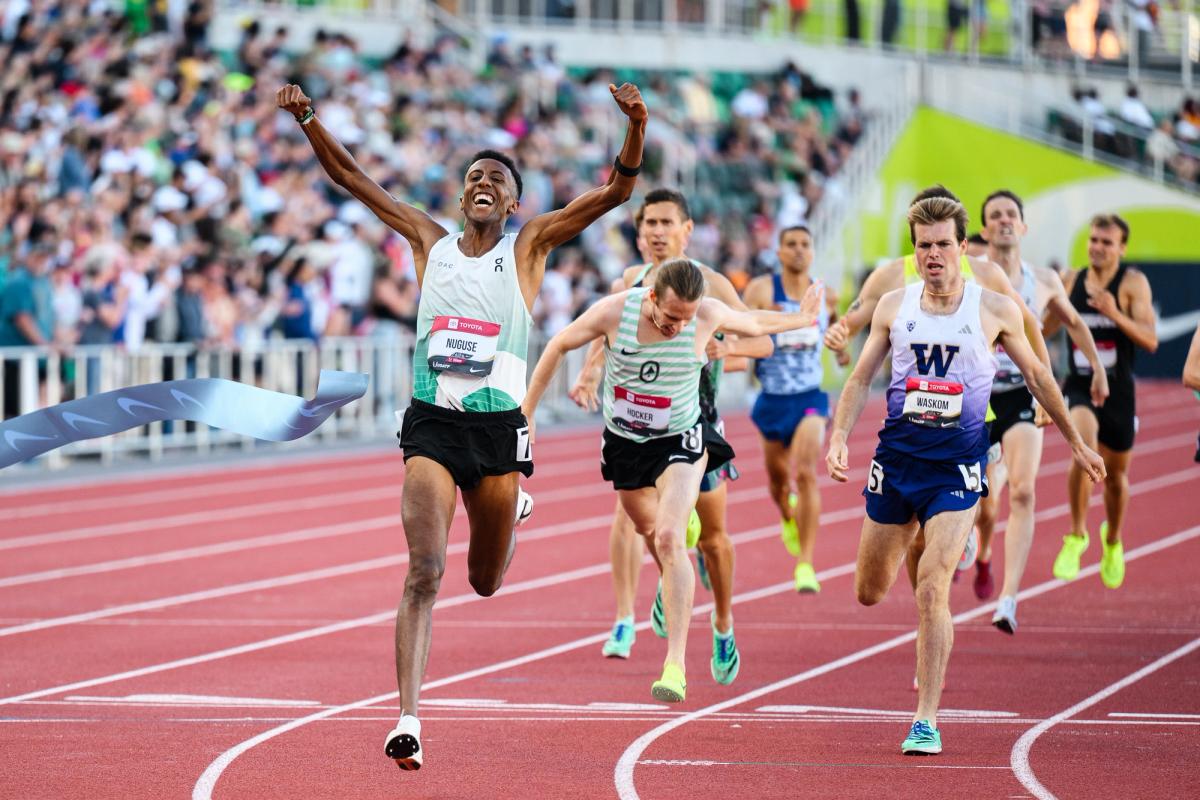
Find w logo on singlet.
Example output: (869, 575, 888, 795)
(911, 344, 960, 378)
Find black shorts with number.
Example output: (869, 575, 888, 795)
(601, 417, 735, 491)
(1063, 375, 1137, 453)
(988, 386, 1038, 446)
(397, 399, 534, 490)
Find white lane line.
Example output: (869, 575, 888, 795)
(0, 485, 399, 552)
(1, 461, 400, 521)
(193, 516, 1200, 800)
(0, 560, 625, 707)
(1010, 636, 1200, 800)
(0, 430, 774, 551)
(17, 436, 1192, 636)
(7, 421, 1190, 591)
(611, 522, 1200, 800)
(187, 566, 856, 800)
(1107, 712, 1200, 719)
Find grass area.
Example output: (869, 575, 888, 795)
(759, 0, 1014, 58)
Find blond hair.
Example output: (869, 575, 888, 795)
(908, 196, 969, 245)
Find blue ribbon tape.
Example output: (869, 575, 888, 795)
(0, 369, 369, 470)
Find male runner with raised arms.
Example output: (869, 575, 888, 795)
(277, 81, 647, 770)
(570, 189, 771, 686)
(743, 225, 847, 592)
(526, 259, 821, 701)
(972, 190, 1109, 634)
(826, 196, 1103, 755)
(1049, 214, 1157, 589)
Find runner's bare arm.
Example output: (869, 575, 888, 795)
(825, 261, 898, 350)
(824, 285, 851, 366)
(988, 293, 1105, 482)
(277, 85, 446, 282)
(1042, 269, 1110, 405)
(701, 267, 772, 359)
(569, 275, 628, 411)
(976, 259, 1052, 370)
(826, 293, 898, 482)
(515, 84, 646, 299)
(1042, 269, 1078, 338)
(1092, 269, 1158, 353)
(1184, 324, 1200, 392)
(524, 294, 624, 427)
(700, 282, 821, 339)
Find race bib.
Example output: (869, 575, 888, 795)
(427, 316, 500, 376)
(902, 377, 964, 428)
(775, 324, 821, 352)
(612, 386, 671, 436)
(993, 345, 1023, 388)
(1072, 340, 1118, 372)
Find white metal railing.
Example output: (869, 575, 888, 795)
(809, 79, 917, 291)
(0, 333, 592, 472)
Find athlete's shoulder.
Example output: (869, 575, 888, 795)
(979, 284, 1021, 319)
(869, 258, 905, 284)
(743, 273, 774, 302)
(620, 264, 644, 286)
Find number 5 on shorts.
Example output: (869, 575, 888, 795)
(867, 459, 885, 495)
(958, 462, 983, 492)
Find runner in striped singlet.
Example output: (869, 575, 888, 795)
(568, 190, 771, 687)
(524, 259, 822, 702)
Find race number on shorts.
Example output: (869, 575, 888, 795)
(428, 316, 501, 376)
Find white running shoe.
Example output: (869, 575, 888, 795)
(385, 715, 422, 770)
(992, 595, 1018, 635)
(957, 527, 978, 573)
(515, 488, 534, 527)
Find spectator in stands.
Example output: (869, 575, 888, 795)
(0, 241, 56, 418)
(1119, 85, 1155, 131)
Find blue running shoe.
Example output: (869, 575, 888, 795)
(710, 620, 740, 685)
(901, 719, 942, 755)
(601, 616, 635, 658)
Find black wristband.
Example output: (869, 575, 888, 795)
(613, 156, 641, 177)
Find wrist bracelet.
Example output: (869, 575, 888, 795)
(297, 107, 315, 126)
(613, 156, 640, 177)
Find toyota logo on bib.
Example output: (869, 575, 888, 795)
(639, 361, 660, 382)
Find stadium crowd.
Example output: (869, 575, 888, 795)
(0, 0, 868, 388)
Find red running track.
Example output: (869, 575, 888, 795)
(1, 382, 1198, 800)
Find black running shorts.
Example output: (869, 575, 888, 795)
(988, 386, 1038, 446)
(600, 417, 735, 491)
(1063, 376, 1137, 453)
(397, 399, 534, 490)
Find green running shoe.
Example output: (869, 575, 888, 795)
(696, 548, 712, 591)
(686, 509, 702, 549)
(794, 562, 821, 593)
(780, 492, 801, 556)
(1100, 523, 1125, 589)
(1053, 531, 1089, 581)
(650, 581, 667, 638)
(710, 620, 740, 685)
(601, 616, 635, 658)
(651, 663, 686, 703)
(901, 719, 942, 755)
